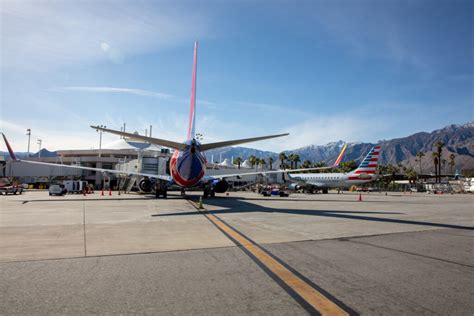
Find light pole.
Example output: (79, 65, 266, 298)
(37, 139, 42, 158)
(96, 125, 106, 157)
(26, 129, 31, 157)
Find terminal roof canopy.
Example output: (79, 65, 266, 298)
(102, 139, 163, 151)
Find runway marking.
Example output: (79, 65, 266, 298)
(186, 199, 356, 316)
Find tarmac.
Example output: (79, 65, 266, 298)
(0, 190, 473, 315)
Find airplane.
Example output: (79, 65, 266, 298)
(286, 145, 381, 193)
(1, 41, 337, 198)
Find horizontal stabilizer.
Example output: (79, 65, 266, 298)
(200, 133, 289, 151)
(91, 126, 186, 150)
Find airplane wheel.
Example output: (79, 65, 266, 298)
(322, 189, 328, 194)
(210, 191, 215, 198)
(162, 189, 167, 199)
(181, 189, 186, 196)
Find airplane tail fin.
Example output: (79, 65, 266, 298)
(1, 133, 18, 161)
(187, 41, 198, 141)
(332, 143, 347, 167)
(350, 145, 381, 175)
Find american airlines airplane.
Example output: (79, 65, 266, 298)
(287, 146, 381, 193)
(1, 41, 333, 198)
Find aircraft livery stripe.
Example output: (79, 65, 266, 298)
(186, 199, 354, 315)
(187, 41, 198, 140)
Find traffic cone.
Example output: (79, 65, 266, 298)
(358, 193, 362, 201)
(198, 196, 203, 209)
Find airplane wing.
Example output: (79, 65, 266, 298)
(200, 133, 289, 151)
(91, 125, 186, 150)
(203, 143, 348, 181)
(1, 133, 172, 182)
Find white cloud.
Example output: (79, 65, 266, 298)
(0, 119, 107, 152)
(253, 113, 392, 152)
(1, 1, 212, 71)
(55, 86, 175, 100)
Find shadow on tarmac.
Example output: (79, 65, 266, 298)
(152, 196, 474, 231)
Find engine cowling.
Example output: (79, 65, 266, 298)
(288, 183, 301, 190)
(138, 178, 153, 192)
(213, 180, 229, 193)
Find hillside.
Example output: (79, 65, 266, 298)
(206, 121, 474, 171)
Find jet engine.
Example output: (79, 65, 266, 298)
(213, 180, 229, 193)
(288, 183, 301, 190)
(138, 178, 153, 192)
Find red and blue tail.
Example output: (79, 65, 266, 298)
(2, 133, 18, 161)
(351, 146, 381, 175)
(187, 41, 198, 141)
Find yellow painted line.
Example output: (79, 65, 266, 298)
(188, 199, 349, 316)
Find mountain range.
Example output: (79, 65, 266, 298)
(2, 121, 473, 172)
(205, 121, 474, 172)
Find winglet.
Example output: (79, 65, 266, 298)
(1, 133, 18, 161)
(332, 143, 347, 167)
(187, 40, 198, 140)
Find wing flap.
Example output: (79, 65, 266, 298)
(91, 126, 186, 150)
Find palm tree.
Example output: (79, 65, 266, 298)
(406, 168, 417, 186)
(340, 160, 357, 173)
(302, 160, 312, 169)
(435, 141, 444, 183)
(416, 151, 425, 174)
(293, 154, 301, 169)
(279, 152, 287, 169)
(234, 157, 242, 169)
(449, 153, 456, 174)
(287, 153, 295, 169)
(268, 157, 274, 170)
(259, 158, 266, 170)
(431, 152, 439, 182)
(249, 155, 257, 169)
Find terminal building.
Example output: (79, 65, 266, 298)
(2, 139, 170, 189)
(2, 139, 283, 190)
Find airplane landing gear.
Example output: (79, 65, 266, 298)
(203, 185, 215, 198)
(155, 182, 168, 198)
(181, 188, 186, 196)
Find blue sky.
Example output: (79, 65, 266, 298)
(1, 0, 473, 152)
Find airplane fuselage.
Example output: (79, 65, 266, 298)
(288, 172, 376, 189)
(170, 139, 207, 187)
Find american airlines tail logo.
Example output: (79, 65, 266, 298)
(353, 146, 380, 175)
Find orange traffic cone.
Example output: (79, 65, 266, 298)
(358, 193, 362, 201)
